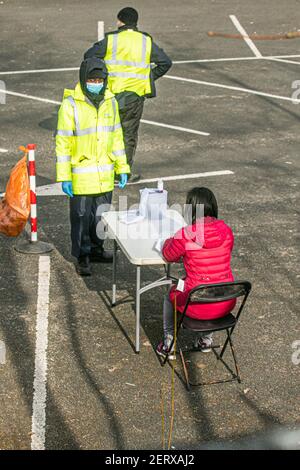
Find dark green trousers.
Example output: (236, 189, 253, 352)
(117, 93, 145, 169)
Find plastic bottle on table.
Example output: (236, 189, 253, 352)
(157, 179, 163, 192)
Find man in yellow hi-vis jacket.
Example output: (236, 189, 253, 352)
(84, 7, 172, 182)
(56, 57, 130, 276)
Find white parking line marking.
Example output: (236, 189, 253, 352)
(173, 57, 260, 64)
(0, 53, 300, 75)
(229, 15, 262, 58)
(267, 57, 300, 65)
(0, 340, 6, 365)
(31, 256, 51, 451)
(36, 171, 233, 194)
(37, 183, 63, 196)
(0, 88, 60, 105)
(141, 119, 210, 136)
(274, 54, 300, 59)
(0, 90, 209, 135)
(98, 21, 104, 41)
(164, 74, 300, 104)
(128, 170, 234, 185)
(0, 67, 79, 76)
(1, 73, 299, 116)
(1, 54, 300, 75)
(0, 148, 8, 153)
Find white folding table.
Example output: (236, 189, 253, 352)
(102, 210, 185, 353)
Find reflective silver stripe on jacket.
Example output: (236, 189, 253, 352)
(105, 59, 150, 68)
(85, 96, 94, 107)
(112, 34, 118, 60)
(111, 98, 117, 122)
(56, 155, 71, 163)
(71, 164, 114, 174)
(66, 96, 80, 132)
(56, 129, 74, 136)
(75, 127, 97, 136)
(141, 34, 147, 63)
(112, 149, 126, 157)
(108, 72, 149, 80)
(73, 123, 122, 136)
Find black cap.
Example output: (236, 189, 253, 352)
(87, 67, 107, 79)
(117, 7, 138, 25)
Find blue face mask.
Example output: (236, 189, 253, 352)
(86, 82, 104, 94)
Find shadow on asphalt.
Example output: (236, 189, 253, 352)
(58, 269, 126, 449)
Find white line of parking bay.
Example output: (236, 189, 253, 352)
(36, 171, 234, 195)
(31, 256, 51, 450)
(1, 77, 299, 115)
(266, 57, 300, 66)
(164, 75, 300, 104)
(0, 89, 210, 136)
(229, 15, 262, 58)
(1, 54, 300, 75)
(128, 170, 234, 185)
(0, 67, 80, 76)
(141, 119, 210, 136)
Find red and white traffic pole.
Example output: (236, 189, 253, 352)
(15, 143, 53, 254)
(27, 143, 38, 242)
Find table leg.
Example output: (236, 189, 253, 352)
(112, 239, 117, 306)
(136, 266, 141, 353)
(166, 263, 170, 279)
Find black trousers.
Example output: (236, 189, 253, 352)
(69, 192, 112, 259)
(118, 95, 144, 169)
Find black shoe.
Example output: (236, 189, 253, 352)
(75, 256, 91, 276)
(89, 249, 113, 263)
(129, 173, 141, 183)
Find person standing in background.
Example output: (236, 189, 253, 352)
(84, 7, 172, 182)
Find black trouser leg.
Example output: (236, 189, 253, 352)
(69, 195, 93, 259)
(70, 192, 113, 258)
(118, 97, 144, 169)
(89, 191, 113, 251)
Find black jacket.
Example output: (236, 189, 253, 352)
(84, 25, 172, 98)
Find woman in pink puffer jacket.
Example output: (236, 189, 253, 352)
(156, 187, 236, 359)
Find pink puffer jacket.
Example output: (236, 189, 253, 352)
(162, 216, 236, 320)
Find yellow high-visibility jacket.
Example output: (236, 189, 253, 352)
(56, 83, 130, 195)
(104, 29, 152, 96)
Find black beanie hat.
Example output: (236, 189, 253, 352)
(117, 7, 138, 25)
(87, 68, 107, 79)
(87, 59, 108, 80)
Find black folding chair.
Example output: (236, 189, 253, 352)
(162, 281, 252, 389)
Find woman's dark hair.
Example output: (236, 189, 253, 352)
(185, 187, 218, 224)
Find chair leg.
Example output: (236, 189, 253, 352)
(226, 330, 241, 383)
(162, 330, 241, 387)
(179, 348, 190, 391)
(220, 324, 236, 359)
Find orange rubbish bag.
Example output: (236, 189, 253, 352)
(0, 156, 30, 237)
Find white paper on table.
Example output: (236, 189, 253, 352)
(119, 210, 145, 225)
